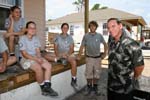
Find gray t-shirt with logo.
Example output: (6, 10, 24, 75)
(0, 37, 8, 58)
(81, 33, 105, 57)
(54, 34, 74, 54)
(5, 18, 25, 32)
(19, 35, 41, 56)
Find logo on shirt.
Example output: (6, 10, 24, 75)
(19, 25, 23, 29)
(19, 43, 23, 48)
(5, 22, 9, 25)
(34, 42, 38, 48)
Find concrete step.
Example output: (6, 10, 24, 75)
(0, 65, 86, 100)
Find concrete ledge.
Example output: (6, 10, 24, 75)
(0, 55, 85, 94)
(0, 65, 86, 100)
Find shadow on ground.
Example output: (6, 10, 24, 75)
(65, 65, 150, 100)
(65, 68, 108, 100)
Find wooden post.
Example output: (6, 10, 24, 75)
(84, 0, 89, 33)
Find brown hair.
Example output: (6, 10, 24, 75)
(61, 23, 69, 29)
(24, 21, 36, 34)
(10, 5, 20, 12)
(88, 21, 98, 28)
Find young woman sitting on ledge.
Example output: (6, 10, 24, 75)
(19, 21, 58, 96)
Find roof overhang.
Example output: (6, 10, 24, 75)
(121, 17, 146, 26)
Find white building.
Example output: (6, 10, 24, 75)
(46, 8, 146, 44)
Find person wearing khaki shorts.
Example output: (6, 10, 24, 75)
(19, 21, 58, 97)
(78, 21, 108, 96)
(85, 57, 101, 79)
(44, 23, 78, 90)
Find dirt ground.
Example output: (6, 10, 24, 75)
(142, 59, 150, 77)
(66, 58, 150, 100)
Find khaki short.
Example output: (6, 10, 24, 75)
(85, 57, 101, 79)
(20, 57, 36, 70)
(20, 57, 48, 70)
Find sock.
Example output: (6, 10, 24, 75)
(54, 58, 57, 62)
(72, 76, 76, 80)
(44, 80, 50, 83)
(87, 83, 91, 86)
(10, 53, 15, 56)
(39, 82, 45, 86)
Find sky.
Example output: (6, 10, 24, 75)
(46, 0, 150, 25)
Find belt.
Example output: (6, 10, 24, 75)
(86, 55, 101, 58)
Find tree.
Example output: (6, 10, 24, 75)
(72, 0, 84, 12)
(91, 3, 108, 10)
(48, 19, 52, 21)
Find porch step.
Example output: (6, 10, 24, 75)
(0, 65, 86, 100)
(0, 55, 85, 94)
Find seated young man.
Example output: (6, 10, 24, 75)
(0, 37, 17, 73)
(4, 6, 26, 56)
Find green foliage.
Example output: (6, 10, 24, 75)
(48, 19, 52, 21)
(91, 3, 108, 10)
(72, 0, 84, 12)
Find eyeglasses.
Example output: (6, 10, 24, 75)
(28, 27, 36, 30)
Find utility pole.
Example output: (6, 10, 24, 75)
(84, 0, 89, 33)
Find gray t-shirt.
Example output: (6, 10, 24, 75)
(5, 18, 25, 32)
(54, 34, 74, 54)
(19, 35, 41, 56)
(81, 33, 105, 57)
(0, 37, 8, 58)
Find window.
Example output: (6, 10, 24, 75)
(70, 25, 74, 35)
(0, 0, 21, 6)
(0, 7, 9, 30)
(102, 23, 108, 35)
(0, 0, 22, 31)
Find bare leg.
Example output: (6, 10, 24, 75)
(30, 63, 44, 83)
(41, 58, 52, 80)
(87, 79, 93, 85)
(43, 53, 58, 62)
(7, 56, 17, 66)
(8, 36, 15, 53)
(93, 78, 98, 85)
(68, 56, 77, 76)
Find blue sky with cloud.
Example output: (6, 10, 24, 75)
(46, 0, 150, 25)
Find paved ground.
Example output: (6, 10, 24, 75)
(65, 58, 150, 100)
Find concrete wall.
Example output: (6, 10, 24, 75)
(0, 65, 86, 100)
(24, 0, 46, 49)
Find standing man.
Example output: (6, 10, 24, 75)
(0, 37, 17, 73)
(78, 21, 108, 95)
(4, 6, 26, 56)
(107, 18, 144, 100)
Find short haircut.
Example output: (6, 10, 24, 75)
(10, 5, 20, 12)
(88, 21, 98, 28)
(24, 21, 36, 34)
(61, 23, 69, 29)
(107, 18, 122, 24)
(26, 21, 36, 28)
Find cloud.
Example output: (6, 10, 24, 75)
(130, 9, 144, 16)
(46, 0, 150, 24)
(145, 13, 150, 24)
(146, 13, 150, 18)
(46, 0, 75, 20)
